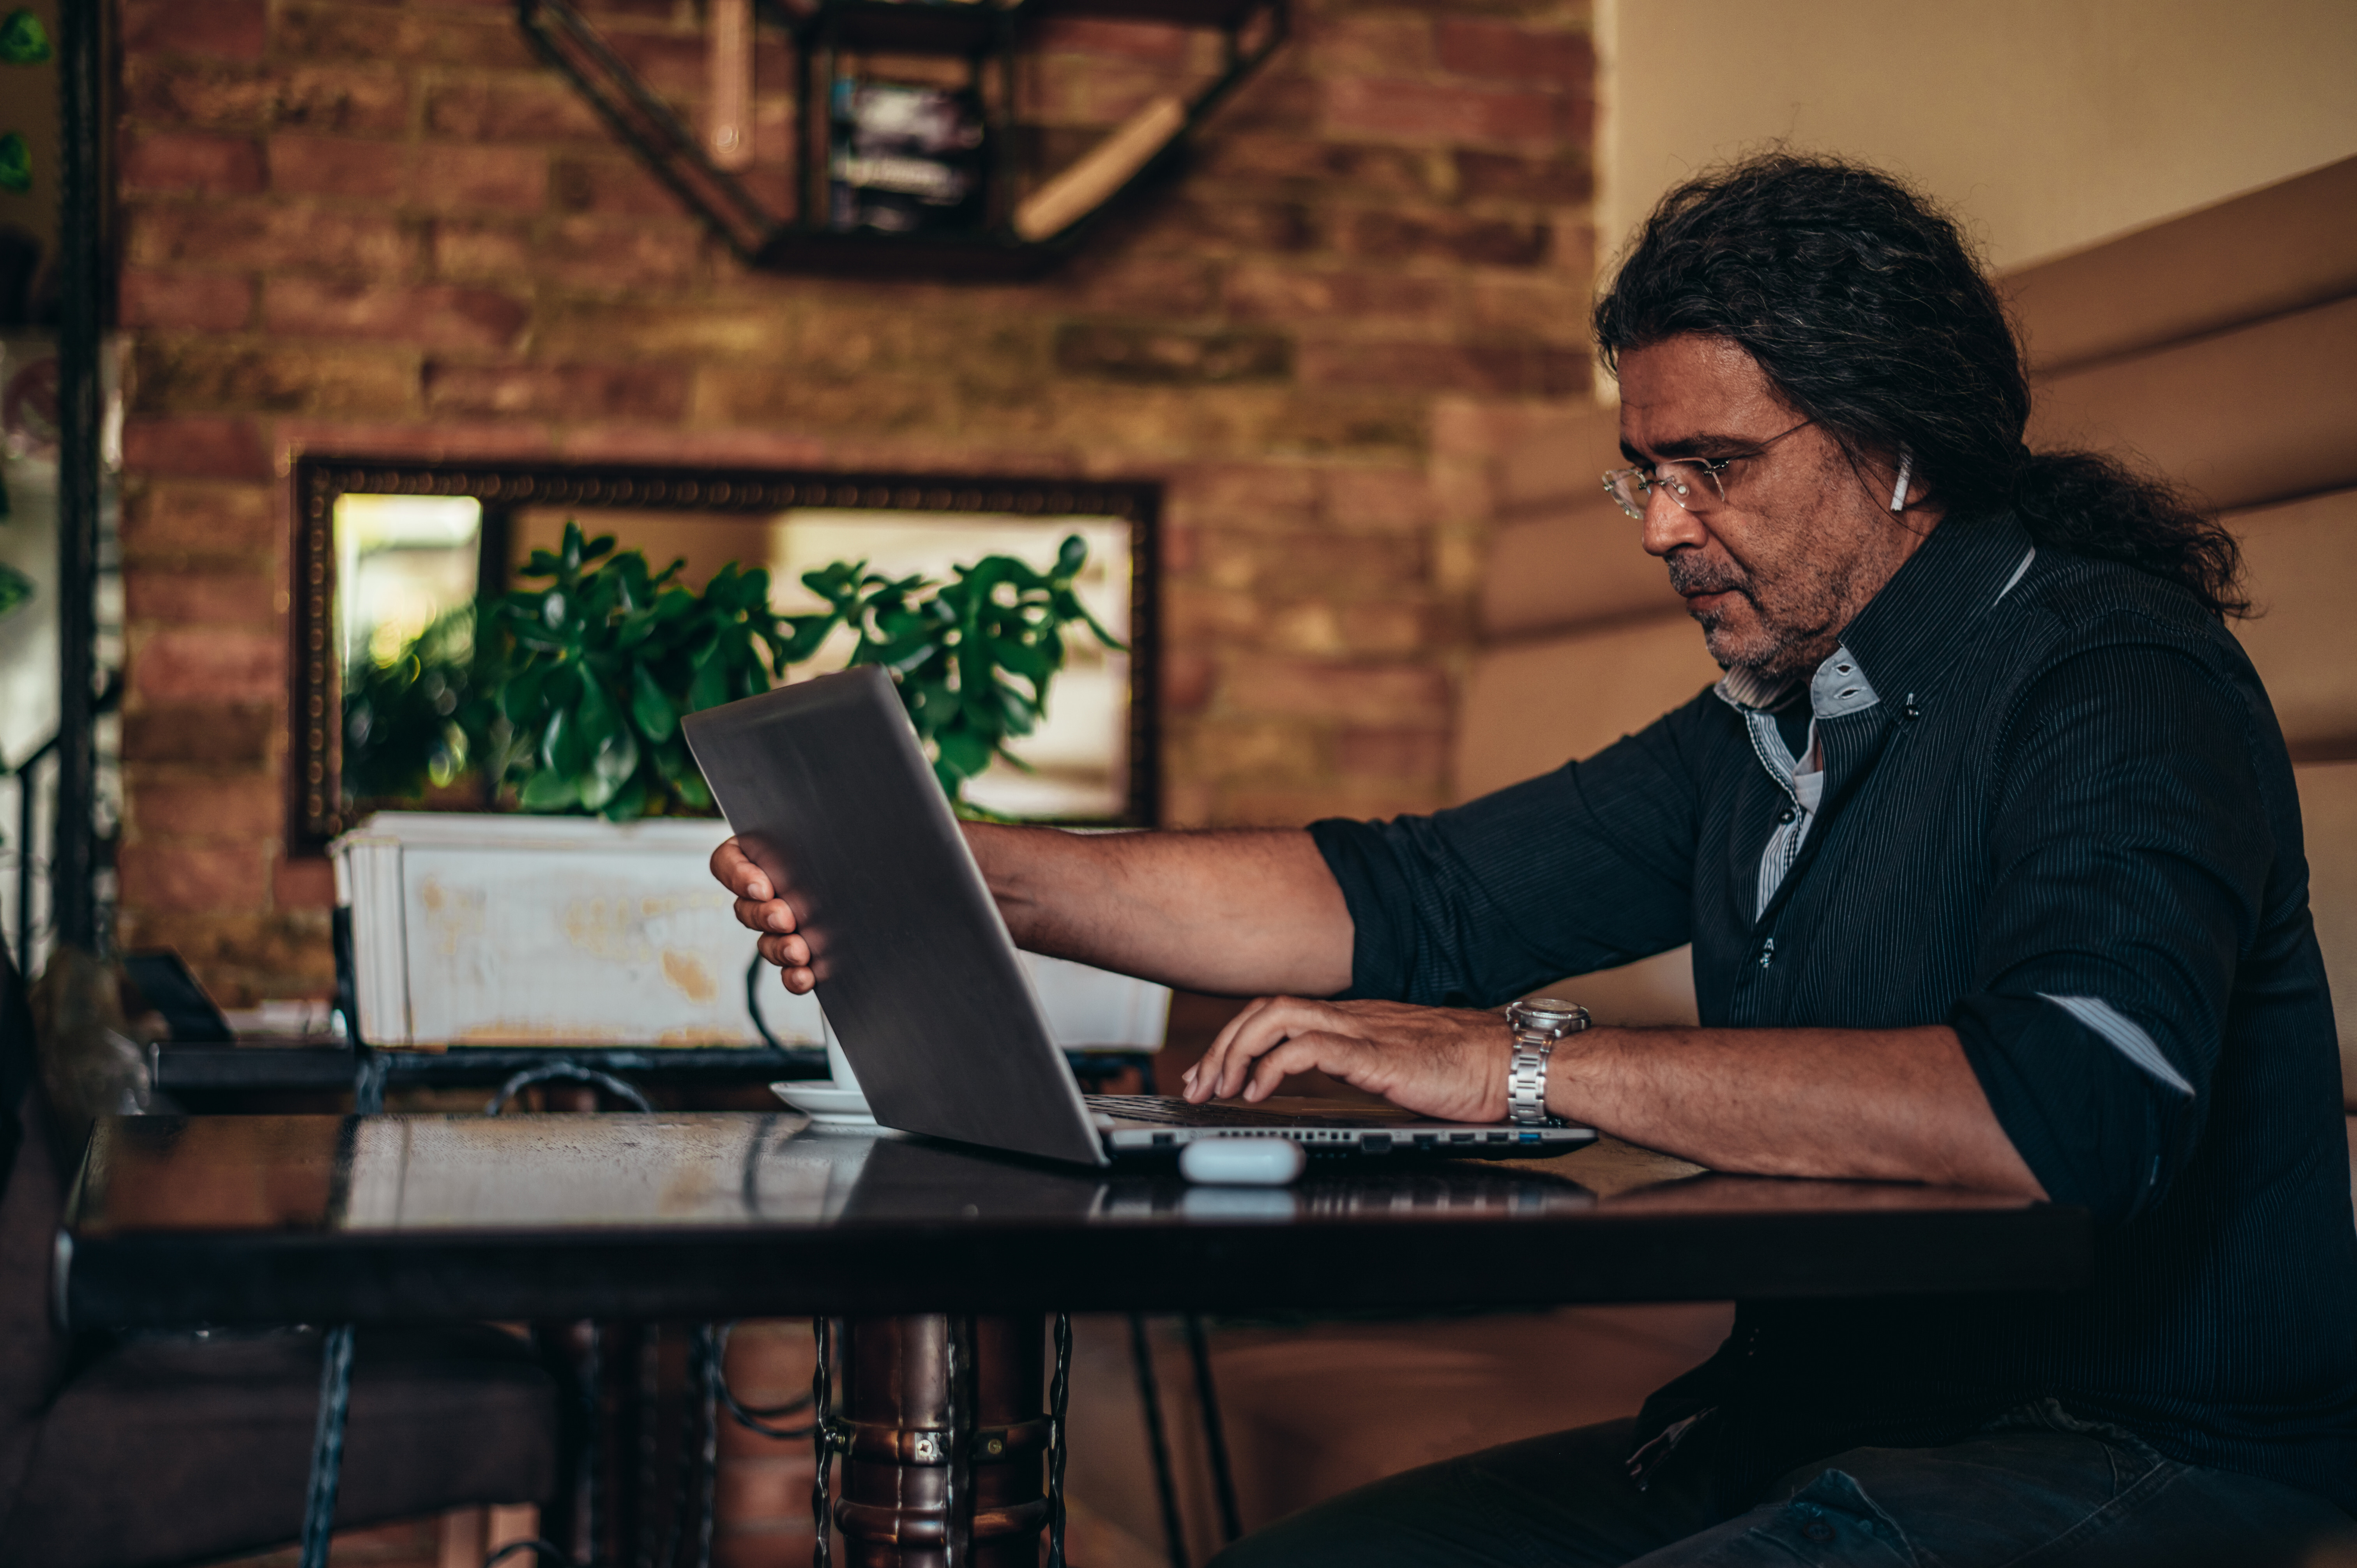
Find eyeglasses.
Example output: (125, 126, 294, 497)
(1601, 420, 1813, 521)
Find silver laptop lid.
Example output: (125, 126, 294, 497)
(682, 667, 1108, 1166)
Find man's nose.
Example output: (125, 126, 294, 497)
(1640, 488, 1708, 558)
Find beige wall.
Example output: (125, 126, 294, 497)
(1596, 0, 2357, 273)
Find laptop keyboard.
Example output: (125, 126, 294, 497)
(1085, 1094, 1316, 1128)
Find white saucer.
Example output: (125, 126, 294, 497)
(769, 1081, 884, 1127)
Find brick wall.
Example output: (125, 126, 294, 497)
(111, 0, 1597, 1003)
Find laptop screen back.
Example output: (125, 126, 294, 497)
(683, 666, 1107, 1165)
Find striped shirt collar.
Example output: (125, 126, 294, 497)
(1710, 512, 2039, 917)
(1710, 510, 2039, 726)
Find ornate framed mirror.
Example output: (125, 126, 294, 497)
(288, 456, 1159, 856)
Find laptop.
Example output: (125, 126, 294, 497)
(681, 666, 1595, 1168)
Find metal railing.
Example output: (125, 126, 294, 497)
(4, 732, 56, 980)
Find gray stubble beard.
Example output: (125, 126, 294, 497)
(1686, 573, 1852, 686)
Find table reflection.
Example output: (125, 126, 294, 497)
(73, 1113, 2053, 1245)
(75, 1113, 1607, 1236)
(67, 1114, 2084, 1328)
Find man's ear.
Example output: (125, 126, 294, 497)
(1871, 447, 1931, 513)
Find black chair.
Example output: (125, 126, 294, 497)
(0, 948, 562, 1568)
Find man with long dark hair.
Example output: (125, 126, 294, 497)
(717, 155, 2357, 1561)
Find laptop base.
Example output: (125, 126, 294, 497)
(1086, 1094, 1594, 1159)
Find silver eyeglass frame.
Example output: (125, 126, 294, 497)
(1601, 419, 1814, 521)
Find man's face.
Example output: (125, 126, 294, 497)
(1617, 335, 1932, 683)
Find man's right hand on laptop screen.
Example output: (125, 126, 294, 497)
(715, 837, 819, 994)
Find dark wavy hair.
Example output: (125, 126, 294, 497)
(1593, 154, 2246, 617)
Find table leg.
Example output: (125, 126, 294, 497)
(352, 1050, 388, 1115)
(299, 1323, 356, 1568)
(1127, 1315, 1189, 1568)
(835, 1314, 1048, 1568)
(1183, 1314, 1243, 1547)
(534, 1319, 601, 1563)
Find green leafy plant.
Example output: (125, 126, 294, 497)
(486, 524, 771, 817)
(790, 532, 1120, 798)
(0, 559, 30, 620)
(341, 604, 496, 804)
(0, 132, 28, 194)
(344, 521, 1120, 821)
(0, 9, 51, 64)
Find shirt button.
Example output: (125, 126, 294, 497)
(1800, 1517, 1836, 1544)
(1777, 807, 1796, 824)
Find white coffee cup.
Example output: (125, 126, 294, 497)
(822, 1011, 865, 1096)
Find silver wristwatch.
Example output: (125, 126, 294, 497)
(1504, 997, 1590, 1125)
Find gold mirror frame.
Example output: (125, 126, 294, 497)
(288, 456, 1161, 856)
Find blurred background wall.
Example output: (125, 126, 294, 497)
(110, 0, 1598, 1003)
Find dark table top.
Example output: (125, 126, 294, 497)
(150, 1043, 1159, 1097)
(151, 1042, 830, 1095)
(63, 1112, 2091, 1328)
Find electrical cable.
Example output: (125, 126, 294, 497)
(484, 1060, 654, 1115)
(1048, 1312, 1072, 1568)
(744, 952, 788, 1051)
(811, 1317, 837, 1568)
(1184, 1314, 1243, 1544)
(711, 1321, 819, 1438)
(943, 1315, 971, 1568)
(484, 1542, 568, 1567)
(299, 1324, 355, 1568)
(1129, 1313, 1190, 1568)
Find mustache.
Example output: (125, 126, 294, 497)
(1666, 554, 1751, 600)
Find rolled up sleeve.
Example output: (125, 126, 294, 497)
(1951, 638, 2274, 1224)
(1309, 690, 1713, 1008)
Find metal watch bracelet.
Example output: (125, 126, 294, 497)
(1505, 1040, 1555, 1125)
(1504, 997, 1590, 1125)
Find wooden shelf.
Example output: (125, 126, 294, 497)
(770, 0, 1271, 44)
(523, 0, 1286, 279)
(774, 0, 1007, 54)
(1030, 0, 1269, 24)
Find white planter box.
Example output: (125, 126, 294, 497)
(332, 811, 1170, 1054)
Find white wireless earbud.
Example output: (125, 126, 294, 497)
(1889, 451, 1913, 512)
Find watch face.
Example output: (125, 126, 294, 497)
(1514, 997, 1586, 1026)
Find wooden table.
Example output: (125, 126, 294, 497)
(148, 1041, 825, 1103)
(62, 1113, 2091, 1566)
(149, 1042, 1158, 1110)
